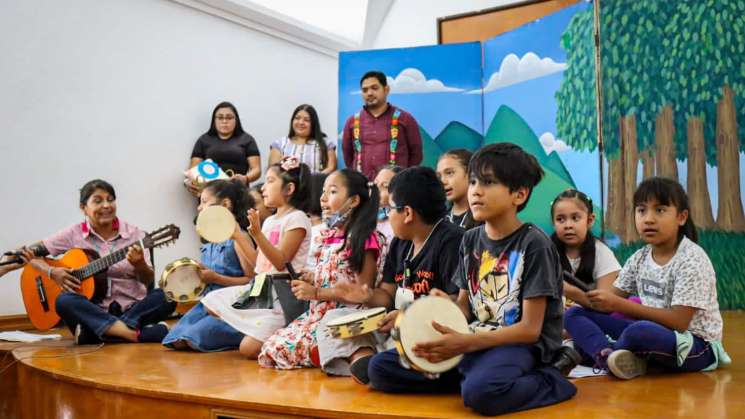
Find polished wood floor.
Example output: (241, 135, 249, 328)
(2, 312, 744, 418)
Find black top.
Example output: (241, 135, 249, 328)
(447, 208, 482, 231)
(453, 223, 564, 364)
(191, 132, 260, 175)
(382, 220, 463, 298)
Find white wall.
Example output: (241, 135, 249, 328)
(372, 0, 520, 49)
(0, 0, 338, 315)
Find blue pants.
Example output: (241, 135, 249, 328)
(162, 302, 243, 352)
(56, 289, 176, 340)
(368, 347, 576, 416)
(564, 306, 716, 371)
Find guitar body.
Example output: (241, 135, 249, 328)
(20, 248, 101, 331)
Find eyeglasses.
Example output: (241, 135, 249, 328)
(215, 115, 235, 121)
(390, 205, 406, 212)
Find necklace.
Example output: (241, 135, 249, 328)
(402, 218, 443, 288)
(447, 209, 467, 228)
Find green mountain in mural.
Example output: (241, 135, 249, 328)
(484, 105, 575, 187)
(419, 126, 443, 169)
(417, 104, 598, 235)
(434, 121, 483, 152)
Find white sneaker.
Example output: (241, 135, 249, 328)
(607, 349, 647, 380)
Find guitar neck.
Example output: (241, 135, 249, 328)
(73, 240, 145, 280)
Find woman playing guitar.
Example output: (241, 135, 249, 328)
(8, 179, 176, 344)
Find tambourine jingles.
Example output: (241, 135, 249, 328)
(326, 307, 386, 339)
(391, 296, 470, 376)
(159, 257, 205, 302)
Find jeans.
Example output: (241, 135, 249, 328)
(368, 346, 576, 416)
(56, 288, 176, 341)
(162, 301, 244, 352)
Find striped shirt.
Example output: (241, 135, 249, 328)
(270, 136, 336, 173)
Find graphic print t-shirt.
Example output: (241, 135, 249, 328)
(382, 220, 463, 298)
(613, 237, 723, 342)
(453, 223, 564, 363)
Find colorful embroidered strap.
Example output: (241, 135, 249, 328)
(352, 109, 401, 172)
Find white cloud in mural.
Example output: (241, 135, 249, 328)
(352, 68, 463, 94)
(468, 52, 567, 94)
(539, 132, 571, 154)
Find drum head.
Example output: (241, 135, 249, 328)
(196, 205, 235, 243)
(160, 258, 204, 302)
(326, 307, 386, 327)
(399, 297, 469, 373)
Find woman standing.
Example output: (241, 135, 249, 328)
(186, 102, 261, 196)
(268, 104, 336, 174)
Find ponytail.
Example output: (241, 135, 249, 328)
(338, 169, 379, 273)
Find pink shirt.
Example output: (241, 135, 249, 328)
(43, 219, 149, 310)
(342, 104, 423, 180)
(255, 209, 312, 274)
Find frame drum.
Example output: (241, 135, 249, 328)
(391, 297, 469, 375)
(196, 205, 236, 243)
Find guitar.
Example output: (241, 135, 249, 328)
(20, 224, 180, 330)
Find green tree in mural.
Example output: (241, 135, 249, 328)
(662, 0, 745, 230)
(557, 1, 667, 241)
(557, 0, 745, 241)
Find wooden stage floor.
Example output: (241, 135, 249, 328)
(2, 311, 744, 419)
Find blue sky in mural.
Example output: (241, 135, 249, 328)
(338, 42, 483, 139)
(482, 2, 600, 204)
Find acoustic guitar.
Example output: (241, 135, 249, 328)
(20, 224, 180, 330)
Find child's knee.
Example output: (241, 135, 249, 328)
(620, 320, 662, 345)
(367, 351, 397, 389)
(239, 337, 262, 359)
(461, 379, 510, 416)
(563, 305, 587, 328)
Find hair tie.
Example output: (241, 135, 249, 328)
(280, 156, 300, 171)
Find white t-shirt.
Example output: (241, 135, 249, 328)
(567, 240, 622, 282)
(255, 209, 312, 274)
(613, 237, 723, 342)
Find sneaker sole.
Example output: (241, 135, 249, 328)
(350, 355, 372, 385)
(607, 350, 647, 380)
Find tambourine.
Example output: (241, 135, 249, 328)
(184, 159, 233, 188)
(391, 296, 470, 376)
(196, 205, 236, 243)
(159, 257, 205, 302)
(326, 307, 386, 339)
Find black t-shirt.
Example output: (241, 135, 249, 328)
(191, 132, 261, 175)
(447, 208, 482, 231)
(453, 223, 563, 364)
(382, 220, 463, 298)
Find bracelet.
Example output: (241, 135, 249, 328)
(47, 266, 54, 278)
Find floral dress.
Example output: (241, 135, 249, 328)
(258, 228, 386, 369)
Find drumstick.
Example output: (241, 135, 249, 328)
(562, 270, 591, 292)
(285, 263, 299, 280)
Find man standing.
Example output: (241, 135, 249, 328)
(342, 71, 423, 180)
